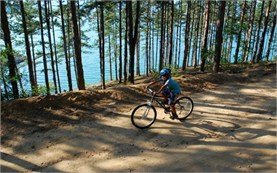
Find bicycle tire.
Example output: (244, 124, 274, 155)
(174, 96, 194, 120)
(131, 104, 157, 129)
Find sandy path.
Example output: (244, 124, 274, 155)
(1, 73, 276, 172)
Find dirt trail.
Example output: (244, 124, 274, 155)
(1, 65, 276, 172)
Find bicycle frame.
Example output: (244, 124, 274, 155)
(147, 88, 170, 111)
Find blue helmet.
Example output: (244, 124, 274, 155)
(160, 68, 171, 77)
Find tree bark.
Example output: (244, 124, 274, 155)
(70, 1, 85, 90)
(265, 11, 276, 61)
(159, 2, 165, 71)
(59, 0, 72, 91)
(50, 0, 61, 93)
(213, 1, 226, 73)
(243, 0, 256, 63)
(182, 1, 191, 70)
(38, 0, 50, 94)
(234, 0, 247, 64)
(252, 1, 265, 63)
(30, 34, 37, 84)
(257, 1, 272, 63)
(119, 1, 122, 83)
(45, 1, 58, 93)
(1, 1, 19, 99)
(20, 1, 37, 95)
(97, 3, 105, 89)
(108, 34, 113, 81)
(128, 1, 140, 84)
(168, 0, 174, 66)
(200, 0, 210, 72)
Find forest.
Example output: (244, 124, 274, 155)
(1, 0, 276, 100)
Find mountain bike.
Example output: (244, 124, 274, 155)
(131, 87, 194, 129)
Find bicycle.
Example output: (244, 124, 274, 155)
(131, 87, 194, 129)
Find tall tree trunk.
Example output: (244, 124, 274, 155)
(243, 0, 256, 63)
(265, 12, 276, 61)
(213, 1, 226, 73)
(200, 0, 210, 72)
(174, 1, 181, 68)
(234, 0, 247, 64)
(193, 2, 201, 68)
(1, 1, 19, 99)
(45, 1, 58, 93)
(189, 6, 196, 67)
(70, 1, 85, 90)
(119, 1, 122, 83)
(159, 2, 165, 71)
(38, 0, 50, 94)
(146, 3, 150, 76)
(20, 1, 37, 95)
(30, 34, 37, 84)
(128, 1, 140, 84)
(50, 0, 61, 93)
(252, 1, 265, 63)
(168, 0, 174, 66)
(97, 3, 105, 89)
(182, 1, 191, 70)
(124, 3, 128, 83)
(177, 1, 183, 68)
(59, 0, 72, 91)
(108, 34, 112, 81)
(113, 23, 118, 81)
(136, 29, 140, 76)
(257, 1, 272, 63)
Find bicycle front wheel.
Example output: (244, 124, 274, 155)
(131, 104, 157, 129)
(175, 97, 194, 120)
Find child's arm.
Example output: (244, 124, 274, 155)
(156, 83, 167, 94)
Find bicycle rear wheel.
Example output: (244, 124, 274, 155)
(175, 97, 194, 120)
(131, 104, 157, 129)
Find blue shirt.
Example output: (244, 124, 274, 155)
(163, 77, 181, 94)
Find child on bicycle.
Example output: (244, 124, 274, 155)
(147, 68, 181, 120)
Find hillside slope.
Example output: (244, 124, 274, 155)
(1, 63, 276, 172)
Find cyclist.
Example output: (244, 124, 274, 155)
(147, 68, 181, 119)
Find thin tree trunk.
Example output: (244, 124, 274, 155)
(50, 0, 61, 93)
(59, 0, 72, 91)
(182, 1, 191, 70)
(265, 12, 276, 61)
(97, 3, 105, 89)
(136, 29, 140, 76)
(189, 6, 196, 67)
(257, 1, 272, 62)
(108, 34, 112, 81)
(177, 1, 183, 68)
(252, 1, 265, 63)
(45, 1, 58, 93)
(243, 0, 256, 63)
(20, 1, 37, 95)
(70, 1, 85, 90)
(38, 0, 50, 94)
(124, 3, 128, 83)
(119, 1, 122, 83)
(234, 0, 247, 64)
(213, 1, 226, 73)
(168, 0, 174, 66)
(200, 0, 210, 72)
(159, 2, 165, 71)
(146, 3, 150, 76)
(30, 34, 37, 84)
(193, 3, 201, 68)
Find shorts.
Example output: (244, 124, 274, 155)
(162, 89, 178, 105)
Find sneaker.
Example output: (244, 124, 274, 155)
(170, 113, 178, 120)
